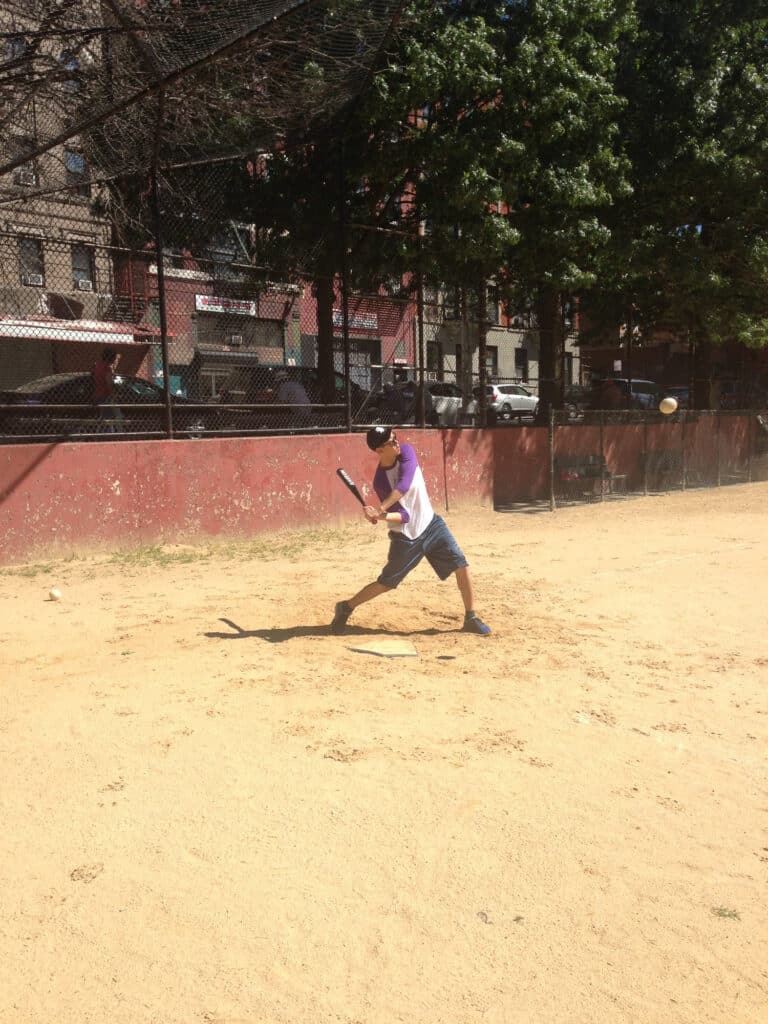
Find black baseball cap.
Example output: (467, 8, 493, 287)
(366, 425, 393, 451)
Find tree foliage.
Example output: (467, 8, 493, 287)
(583, 0, 768, 403)
(66, 0, 768, 411)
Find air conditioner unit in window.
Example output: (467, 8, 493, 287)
(227, 334, 243, 346)
(75, 279, 93, 291)
(22, 273, 44, 287)
(14, 169, 37, 187)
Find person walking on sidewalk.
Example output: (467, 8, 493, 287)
(331, 425, 491, 636)
(92, 347, 123, 432)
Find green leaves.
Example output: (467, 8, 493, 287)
(589, 0, 768, 350)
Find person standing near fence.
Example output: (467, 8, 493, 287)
(275, 369, 312, 428)
(595, 377, 623, 410)
(92, 347, 123, 432)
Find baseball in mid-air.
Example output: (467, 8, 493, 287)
(659, 396, 678, 415)
(49, 587, 62, 602)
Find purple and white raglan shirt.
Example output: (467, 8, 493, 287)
(372, 443, 434, 541)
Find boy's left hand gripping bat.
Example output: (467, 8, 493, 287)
(336, 468, 365, 507)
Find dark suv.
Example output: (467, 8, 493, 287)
(216, 364, 368, 431)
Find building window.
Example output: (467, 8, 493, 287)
(384, 191, 403, 226)
(446, 287, 462, 319)
(7, 34, 27, 60)
(199, 369, 233, 400)
(486, 285, 500, 326)
(59, 50, 80, 91)
(426, 340, 443, 377)
(485, 345, 498, 379)
(18, 237, 45, 286)
(563, 351, 574, 385)
(11, 135, 37, 187)
(71, 243, 95, 290)
(65, 148, 90, 197)
(515, 347, 529, 382)
(207, 234, 239, 280)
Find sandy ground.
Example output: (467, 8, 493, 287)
(1, 483, 767, 1024)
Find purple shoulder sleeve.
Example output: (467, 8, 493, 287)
(373, 465, 391, 503)
(395, 444, 418, 492)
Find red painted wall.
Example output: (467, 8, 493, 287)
(0, 418, 756, 565)
(0, 430, 492, 564)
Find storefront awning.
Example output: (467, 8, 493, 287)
(192, 347, 264, 367)
(0, 315, 164, 345)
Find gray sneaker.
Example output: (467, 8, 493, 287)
(463, 612, 491, 636)
(331, 600, 353, 635)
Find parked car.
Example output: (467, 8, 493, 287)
(717, 379, 752, 410)
(0, 372, 214, 440)
(563, 384, 594, 420)
(471, 382, 539, 423)
(603, 378, 661, 409)
(215, 364, 368, 431)
(369, 379, 467, 426)
(661, 385, 689, 409)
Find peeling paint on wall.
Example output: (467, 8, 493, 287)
(0, 431, 496, 564)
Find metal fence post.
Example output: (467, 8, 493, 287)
(549, 407, 556, 511)
(716, 410, 721, 487)
(747, 411, 754, 482)
(642, 413, 649, 495)
(149, 167, 174, 439)
(599, 410, 605, 502)
(338, 140, 352, 432)
(681, 410, 687, 490)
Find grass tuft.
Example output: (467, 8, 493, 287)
(0, 562, 56, 579)
(711, 906, 740, 920)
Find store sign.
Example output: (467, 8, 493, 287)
(332, 309, 378, 330)
(195, 294, 257, 316)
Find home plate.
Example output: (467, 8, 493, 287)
(348, 638, 418, 658)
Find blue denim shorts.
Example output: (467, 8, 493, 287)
(377, 514, 468, 588)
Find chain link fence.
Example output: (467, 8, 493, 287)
(0, 230, 560, 440)
(549, 408, 768, 507)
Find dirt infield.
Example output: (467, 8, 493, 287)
(1, 484, 767, 1024)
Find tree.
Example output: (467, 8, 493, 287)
(217, 2, 514, 405)
(485, 0, 633, 420)
(354, 0, 635, 419)
(583, 1, 768, 407)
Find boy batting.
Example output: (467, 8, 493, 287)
(331, 426, 491, 636)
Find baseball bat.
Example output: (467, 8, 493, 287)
(336, 467, 365, 507)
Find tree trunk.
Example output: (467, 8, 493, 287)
(692, 336, 713, 409)
(314, 273, 336, 403)
(477, 281, 488, 427)
(535, 287, 563, 424)
(459, 288, 477, 422)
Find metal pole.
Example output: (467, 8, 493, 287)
(416, 224, 425, 429)
(747, 411, 754, 482)
(625, 300, 632, 402)
(643, 412, 648, 495)
(478, 282, 488, 420)
(716, 410, 721, 487)
(442, 432, 450, 512)
(549, 406, 556, 511)
(149, 167, 173, 438)
(599, 409, 605, 502)
(338, 141, 352, 431)
(681, 410, 687, 490)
